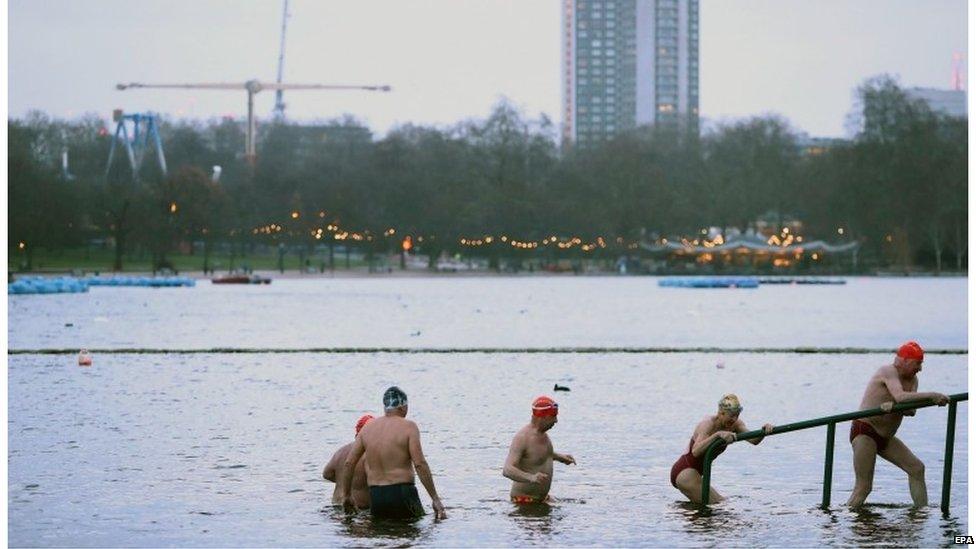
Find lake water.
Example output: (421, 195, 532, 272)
(7, 276, 968, 350)
(7, 277, 969, 546)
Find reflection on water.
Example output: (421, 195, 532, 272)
(939, 515, 965, 549)
(846, 505, 927, 547)
(677, 501, 957, 547)
(673, 500, 747, 536)
(324, 506, 432, 546)
(509, 502, 559, 544)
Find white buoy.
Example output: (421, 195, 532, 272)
(78, 349, 92, 367)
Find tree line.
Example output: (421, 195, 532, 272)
(8, 75, 967, 272)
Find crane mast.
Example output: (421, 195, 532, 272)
(273, 0, 290, 119)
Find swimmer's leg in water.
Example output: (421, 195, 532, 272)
(675, 468, 724, 504)
(847, 435, 878, 510)
(878, 436, 927, 508)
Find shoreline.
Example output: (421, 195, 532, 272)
(7, 269, 968, 280)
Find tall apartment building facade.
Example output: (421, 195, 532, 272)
(905, 87, 967, 119)
(562, 0, 699, 147)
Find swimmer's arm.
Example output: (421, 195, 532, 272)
(691, 422, 731, 457)
(502, 435, 537, 482)
(323, 448, 344, 482)
(554, 452, 576, 465)
(881, 370, 948, 405)
(339, 436, 365, 500)
(735, 420, 774, 445)
(896, 378, 917, 415)
(408, 422, 442, 502)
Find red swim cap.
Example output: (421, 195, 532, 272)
(897, 341, 924, 362)
(532, 396, 559, 418)
(355, 414, 374, 435)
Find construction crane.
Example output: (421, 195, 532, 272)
(952, 52, 966, 91)
(272, 0, 290, 119)
(116, 80, 391, 164)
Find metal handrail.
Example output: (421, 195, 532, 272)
(700, 392, 968, 514)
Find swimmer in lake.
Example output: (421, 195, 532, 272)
(670, 394, 774, 503)
(339, 386, 447, 520)
(323, 414, 373, 509)
(847, 341, 949, 510)
(502, 396, 576, 505)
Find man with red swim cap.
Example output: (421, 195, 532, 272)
(502, 396, 576, 505)
(847, 341, 950, 510)
(323, 414, 374, 509)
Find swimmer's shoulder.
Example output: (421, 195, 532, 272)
(396, 417, 419, 437)
(507, 425, 532, 446)
(691, 416, 712, 437)
(335, 441, 354, 458)
(874, 364, 896, 381)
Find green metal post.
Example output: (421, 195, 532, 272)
(700, 439, 725, 507)
(822, 422, 835, 509)
(940, 400, 958, 515)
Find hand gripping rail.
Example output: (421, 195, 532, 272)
(699, 392, 968, 514)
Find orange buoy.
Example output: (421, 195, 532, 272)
(78, 349, 92, 367)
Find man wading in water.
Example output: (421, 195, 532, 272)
(339, 386, 447, 519)
(847, 341, 949, 509)
(502, 396, 576, 504)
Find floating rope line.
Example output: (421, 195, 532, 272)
(7, 347, 969, 355)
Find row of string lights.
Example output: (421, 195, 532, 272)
(247, 212, 644, 252)
(248, 212, 819, 253)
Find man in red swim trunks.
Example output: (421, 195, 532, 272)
(847, 341, 949, 509)
(502, 396, 576, 505)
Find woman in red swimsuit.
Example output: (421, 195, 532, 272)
(670, 394, 774, 503)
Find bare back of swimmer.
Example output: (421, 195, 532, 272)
(339, 386, 447, 519)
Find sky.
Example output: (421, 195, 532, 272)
(6, 0, 969, 138)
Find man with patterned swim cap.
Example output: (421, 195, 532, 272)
(323, 414, 374, 509)
(502, 395, 576, 505)
(670, 393, 774, 503)
(847, 341, 949, 510)
(339, 386, 447, 519)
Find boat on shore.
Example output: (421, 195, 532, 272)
(758, 277, 846, 285)
(211, 274, 272, 285)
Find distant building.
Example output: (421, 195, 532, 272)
(562, 0, 700, 148)
(285, 123, 372, 160)
(795, 133, 848, 157)
(293, 124, 372, 147)
(905, 87, 967, 118)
